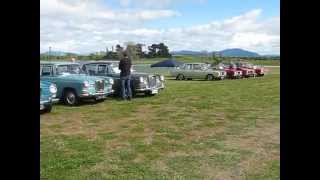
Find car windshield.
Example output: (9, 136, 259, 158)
(57, 64, 83, 75)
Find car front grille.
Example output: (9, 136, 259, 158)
(95, 80, 105, 92)
(148, 76, 157, 88)
(155, 76, 162, 88)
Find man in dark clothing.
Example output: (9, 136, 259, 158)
(118, 51, 132, 100)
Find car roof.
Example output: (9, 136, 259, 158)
(80, 60, 120, 66)
(40, 61, 80, 66)
(185, 63, 206, 65)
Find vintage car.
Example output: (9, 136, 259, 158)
(233, 62, 256, 78)
(40, 61, 114, 105)
(79, 61, 165, 96)
(236, 62, 265, 77)
(171, 63, 226, 80)
(40, 80, 58, 113)
(219, 63, 243, 79)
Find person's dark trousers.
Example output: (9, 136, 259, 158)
(120, 75, 132, 100)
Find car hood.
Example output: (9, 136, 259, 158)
(56, 73, 104, 82)
(105, 72, 156, 78)
(40, 80, 52, 89)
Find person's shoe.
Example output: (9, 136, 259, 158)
(128, 96, 132, 101)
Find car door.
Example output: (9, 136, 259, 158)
(183, 64, 193, 78)
(192, 64, 205, 78)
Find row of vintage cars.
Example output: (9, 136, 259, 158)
(40, 60, 165, 113)
(170, 62, 265, 80)
(40, 60, 265, 113)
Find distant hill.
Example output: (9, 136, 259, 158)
(219, 48, 260, 57)
(41, 51, 78, 56)
(171, 50, 208, 56)
(172, 48, 262, 57)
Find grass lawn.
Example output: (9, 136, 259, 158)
(40, 68, 280, 179)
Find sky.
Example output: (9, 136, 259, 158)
(40, 0, 280, 55)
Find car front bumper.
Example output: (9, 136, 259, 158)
(40, 100, 51, 110)
(135, 87, 159, 94)
(244, 73, 255, 77)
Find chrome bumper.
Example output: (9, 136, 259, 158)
(135, 87, 159, 94)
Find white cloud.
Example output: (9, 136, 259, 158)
(40, 0, 279, 55)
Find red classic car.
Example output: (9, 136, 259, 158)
(234, 62, 256, 78)
(236, 62, 264, 77)
(219, 63, 243, 79)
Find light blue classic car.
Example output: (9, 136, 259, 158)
(40, 61, 114, 105)
(40, 80, 58, 113)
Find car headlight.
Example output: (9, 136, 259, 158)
(83, 81, 90, 88)
(109, 78, 114, 85)
(139, 77, 145, 83)
(49, 84, 57, 94)
(160, 75, 164, 81)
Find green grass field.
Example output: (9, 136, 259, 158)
(40, 67, 279, 179)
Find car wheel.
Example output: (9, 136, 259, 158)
(176, 74, 184, 80)
(63, 89, 79, 106)
(207, 74, 213, 80)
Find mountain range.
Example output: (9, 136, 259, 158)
(171, 48, 263, 57)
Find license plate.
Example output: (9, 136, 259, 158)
(151, 89, 158, 94)
(40, 104, 44, 110)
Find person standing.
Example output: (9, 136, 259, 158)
(118, 51, 132, 100)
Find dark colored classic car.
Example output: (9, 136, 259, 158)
(79, 61, 165, 96)
(40, 61, 114, 105)
(40, 80, 58, 113)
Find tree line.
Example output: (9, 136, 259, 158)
(40, 42, 172, 61)
(105, 42, 172, 60)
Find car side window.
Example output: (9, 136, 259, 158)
(41, 65, 53, 76)
(106, 65, 114, 74)
(85, 64, 97, 75)
(193, 64, 202, 70)
(186, 64, 192, 70)
(97, 65, 107, 75)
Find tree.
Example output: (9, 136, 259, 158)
(148, 44, 158, 58)
(147, 43, 171, 58)
(211, 52, 223, 65)
(136, 43, 144, 58)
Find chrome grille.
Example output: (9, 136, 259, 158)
(155, 76, 162, 88)
(148, 76, 157, 88)
(95, 80, 105, 92)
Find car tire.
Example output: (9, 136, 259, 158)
(176, 74, 184, 80)
(206, 74, 213, 81)
(63, 89, 79, 106)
